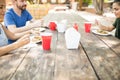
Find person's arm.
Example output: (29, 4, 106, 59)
(0, 34, 30, 56)
(95, 19, 115, 31)
(2, 24, 31, 40)
(98, 24, 115, 31)
(7, 20, 41, 33)
(7, 25, 32, 33)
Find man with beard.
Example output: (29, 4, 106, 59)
(4, 0, 40, 44)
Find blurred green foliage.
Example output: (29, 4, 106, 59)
(83, 0, 92, 5)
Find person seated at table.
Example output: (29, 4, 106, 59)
(0, 23, 30, 56)
(4, 0, 41, 44)
(96, 0, 120, 39)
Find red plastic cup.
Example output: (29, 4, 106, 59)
(49, 22, 57, 31)
(84, 22, 92, 33)
(41, 33, 52, 50)
(73, 23, 78, 31)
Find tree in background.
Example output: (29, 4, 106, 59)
(93, 0, 104, 15)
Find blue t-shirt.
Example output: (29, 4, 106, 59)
(0, 24, 8, 47)
(4, 8, 32, 44)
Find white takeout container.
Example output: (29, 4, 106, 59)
(57, 20, 67, 33)
(57, 23, 66, 32)
(65, 27, 81, 49)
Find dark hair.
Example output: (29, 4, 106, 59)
(114, 0, 120, 1)
(114, 0, 120, 6)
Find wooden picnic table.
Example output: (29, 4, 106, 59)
(0, 11, 120, 80)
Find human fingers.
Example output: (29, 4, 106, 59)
(33, 20, 43, 27)
(95, 19, 99, 25)
(15, 36, 30, 48)
(22, 37, 30, 44)
(17, 34, 30, 43)
(22, 34, 30, 38)
(18, 36, 30, 45)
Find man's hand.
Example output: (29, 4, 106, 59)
(27, 20, 42, 29)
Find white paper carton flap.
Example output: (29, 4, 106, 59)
(65, 27, 81, 49)
(56, 19, 68, 33)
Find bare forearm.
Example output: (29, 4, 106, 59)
(95, 19, 115, 31)
(0, 42, 18, 56)
(100, 24, 114, 31)
(2, 24, 31, 40)
(11, 30, 31, 40)
(108, 25, 115, 31)
(12, 26, 32, 33)
(8, 20, 41, 33)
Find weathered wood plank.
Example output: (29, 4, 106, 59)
(10, 48, 55, 80)
(97, 35, 120, 57)
(79, 21, 120, 80)
(1, 11, 119, 80)
(0, 48, 30, 80)
(42, 12, 98, 79)
(43, 11, 83, 27)
(54, 33, 98, 80)
(10, 31, 57, 80)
